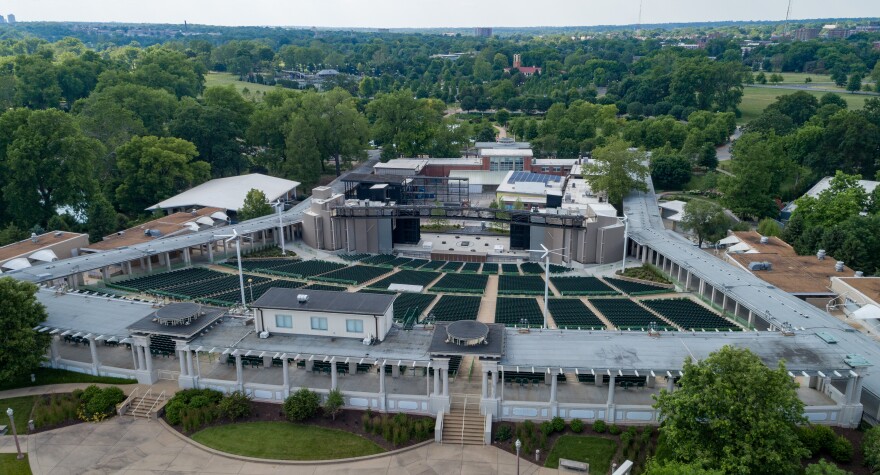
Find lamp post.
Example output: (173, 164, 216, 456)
(247, 278, 254, 303)
(272, 200, 287, 256)
(620, 214, 629, 272)
(527, 244, 565, 329)
(215, 229, 251, 309)
(515, 438, 522, 474)
(6, 407, 23, 460)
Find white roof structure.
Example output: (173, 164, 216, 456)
(853, 304, 880, 320)
(448, 170, 509, 186)
(148, 174, 301, 212)
(480, 148, 533, 157)
(373, 159, 428, 175)
(782, 176, 880, 216)
(533, 158, 579, 166)
(29, 249, 58, 263)
(658, 200, 687, 222)
(1, 257, 31, 270)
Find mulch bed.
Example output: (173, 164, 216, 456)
(168, 401, 434, 452)
(809, 427, 871, 475)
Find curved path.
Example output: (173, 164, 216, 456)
(7, 412, 547, 474)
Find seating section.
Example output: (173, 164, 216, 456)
(481, 263, 499, 274)
(501, 264, 520, 275)
(548, 299, 606, 329)
(504, 371, 548, 385)
(429, 295, 481, 321)
(154, 274, 270, 300)
(264, 260, 346, 278)
(549, 264, 569, 274)
(642, 298, 739, 331)
(311, 265, 391, 285)
(605, 277, 669, 296)
(357, 288, 396, 294)
(420, 260, 447, 271)
(394, 293, 437, 328)
(440, 261, 463, 272)
(302, 283, 348, 291)
(340, 253, 369, 261)
(461, 263, 481, 273)
(203, 279, 306, 306)
(551, 277, 619, 296)
(401, 259, 429, 269)
(429, 273, 488, 294)
(495, 297, 543, 327)
(368, 270, 440, 290)
(498, 275, 546, 295)
(149, 334, 176, 357)
(360, 254, 397, 265)
(109, 268, 225, 292)
(519, 262, 544, 275)
(590, 298, 669, 330)
(223, 258, 296, 273)
(385, 257, 413, 268)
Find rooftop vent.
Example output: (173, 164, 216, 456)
(54, 231, 62, 237)
(30, 232, 38, 243)
(817, 249, 826, 260)
(835, 261, 845, 272)
(748, 261, 772, 271)
(759, 236, 769, 244)
(855, 271, 865, 278)
(297, 294, 309, 304)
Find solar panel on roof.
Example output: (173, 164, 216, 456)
(507, 172, 562, 184)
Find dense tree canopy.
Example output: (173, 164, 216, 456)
(0, 278, 51, 383)
(584, 138, 648, 209)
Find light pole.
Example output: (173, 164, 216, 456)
(527, 244, 565, 329)
(6, 407, 23, 460)
(247, 278, 254, 303)
(515, 438, 521, 474)
(215, 229, 251, 309)
(620, 214, 629, 272)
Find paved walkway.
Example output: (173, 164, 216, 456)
(3, 416, 550, 474)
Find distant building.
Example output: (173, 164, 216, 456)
(822, 25, 849, 39)
(780, 176, 880, 220)
(6, 14, 15, 25)
(504, 54, 541, 76)
(147, 173, 300, 217)
(0, 16, 6, 24)
(793, 28, 820, 41)
(495, 171, 565, 209)
(0, 231, 88, 274)
(474, 27, 492, 37)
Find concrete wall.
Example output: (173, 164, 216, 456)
(259, 306, 393, 341)
(301, 187, 345, 251)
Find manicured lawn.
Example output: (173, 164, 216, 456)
(0, 396, 37, 425)
(0, 368, 135, 391)
(192, 421, 385, 460)
(0, 454, 31, 475)
(205, 72, 279, 97)
(739, 87, 869, 124)
(544, 435, 618, 471)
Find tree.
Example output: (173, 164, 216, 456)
(654, 346, 809, 474)
(86, 194, 119, 243)
(697, 143, 718, 170)
(846, 74, 862, 94)
(650, 149, 692, 190)
(644, 460, 723, 475)
(282, 388, 320, 422)
(583, 138, 648, 210)
(115, 136, 210, 215)
(863, 425, 880, 472)
(0, 224, 27, 246)
(0, 278, 51, 383)
(302, 89, 369, 176)
(757, 218, 782, 237)
(721, 134, 787, 220)
(804, 459, 852, 475)
(367, 90, 442, 160)
(679, 200, 731, 247)
(323, 388, 344, 421)
(791, 171, 868, 229)
(14, 54, 61, 109)
(766, 91, 818, 126)
(281, 116, 323, 189)
(237, 188, 273, 222)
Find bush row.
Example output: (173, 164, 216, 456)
(165, 389, 252, 433)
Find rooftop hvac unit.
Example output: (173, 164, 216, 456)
(297, 294, 309, 304)
(748, 261, 772, 271)
(258, 331, 270, 339)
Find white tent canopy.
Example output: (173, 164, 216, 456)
(29, 249, 58, 262)
(853, 304, 880, 320)
(727, 242, 752, 253)
(719, 235, 741, 246)
(147, 173, 301, 212)
(1, 257, 32, 270)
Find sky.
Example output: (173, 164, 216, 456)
(4, 0, 880, 28)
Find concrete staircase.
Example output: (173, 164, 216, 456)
(442, 396, 485, 445)
(120, 389, 167, 419)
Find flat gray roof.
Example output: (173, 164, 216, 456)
(37, 289, 156, 338)
(127, 307, 226, 340)
(187, 322, 433, 363)
(499, 329, 855, 375)
(253, 288, 395, 316)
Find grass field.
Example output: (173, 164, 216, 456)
(205, 72, 280, 98)
(738, 86, 870, 124)
(192, 422, 385, 460)
(0, 368, 135, 392)
(544, 435, 618, 470)
(0, 454, 31, 475)
(0, 396, 37, 426)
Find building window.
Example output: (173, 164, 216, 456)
(275, 314, 293, 328)
(553, 166, 561, 172)
(346, 319, 364, 333)
(541, 166, 549, 172)
(310, 316, 328, 331)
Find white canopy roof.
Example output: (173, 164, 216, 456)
(148, 174, 300, 212)
(29, 249, 58, 262)
(719, 235, 742, 245)
(195, 216, 215, 226)
(2, 257, 32, 270)
(727, 242, 752, 253)
(853, 304, 880, 320)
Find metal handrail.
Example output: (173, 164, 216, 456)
(146, 390, 166, 417)
(117, 386, 140, 415)
(131, 388, 153, 416)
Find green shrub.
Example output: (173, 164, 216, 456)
(805, 459, 851, 475)
(218, 391, 252, 421)
(78, 385, 126, 422)
(863, 426, 880, 470)
(282, 388, 320, 422)
(799, 425, 823, 456)
(523, 419, 535, 435)
(621, 431, 634, 449)
(609, 424, 622, 435)
(569, 418, 584, 433)
(592, 420, 607, 433)
(540, 421, 554, 437)
(829, 436, 853, 463)
(551, 416, 565, 433)
(813, 425, 837, 450)
(640, 426, 653, 445)
(495, 425, 513, 441)
(165, 400, 186, 426)
(362, 411, 373, 432)
(371, 415, 383, 435)
(189, 395, 213, 408)
(323, 389, 344, 420)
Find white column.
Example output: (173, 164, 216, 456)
(132, 345, 140, 370)
(165, 252, 172, 271)
(845, 377, 856, 404)
(666, 376, 675, 392)
(281, 355, 290, 397)
(136, 346, 145, 370)
(379, 365, 386, 394)
(331, 361, 338, 390)
(550, 372, 558, 403)
(179, 350, 188, 375)
(89, 337, 100, 374)
(442, 368, 449, 396)
(184, 248, 191, 265)
(185, 350, 194, 376)
(207, 243, 214, 263)
(49, 336, 60, 366)
(607, 375, 616, 405)
(433, 366, 440, 396)
(235, 354, 244, 391)
(491, 370, 498, 399)
(481, 369, 488, 398)
(144, 346, 154, 373)
(146, 257, 153, 273)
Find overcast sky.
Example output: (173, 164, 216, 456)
(5, 1, 880, 28)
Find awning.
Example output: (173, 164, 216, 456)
(852, 304, 880, 320)
(29, 249, 58, 262)
(1, 257, 32, 270)
(719, 235, 741, 245)
(727, 242, 751, 253)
